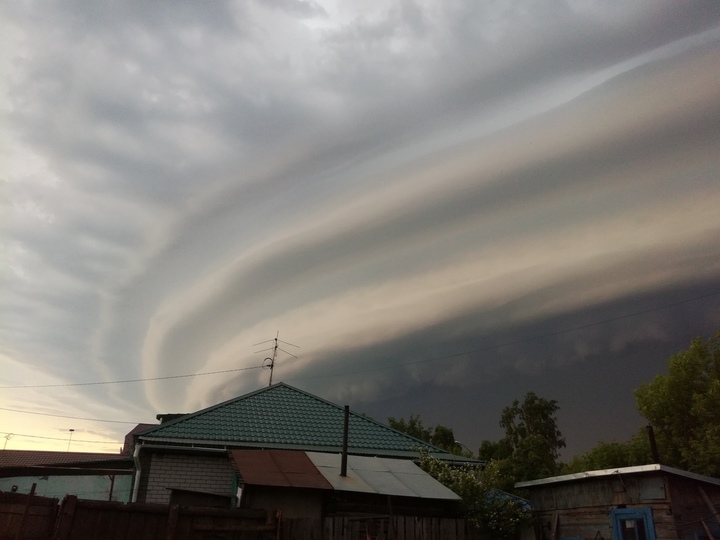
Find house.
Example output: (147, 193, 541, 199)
(132, 382, 467, 505)
(515, 464, 720, 540)
(232, 449, 461, 519)
(0, 449, 133, 502)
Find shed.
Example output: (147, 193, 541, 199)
(231, 449, 461, 519)
(515, 464, 720, 540)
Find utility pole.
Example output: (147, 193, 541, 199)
(254, 332, 299, 386)
(67, 429, 74, 452)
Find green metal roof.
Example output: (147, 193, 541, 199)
(139, 383, 463, 460)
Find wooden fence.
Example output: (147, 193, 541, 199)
(1, 492, 489, 540)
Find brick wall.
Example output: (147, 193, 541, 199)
(143, 451, 235, 505)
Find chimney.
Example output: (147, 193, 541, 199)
(646, 424, 660, 463)
(340, 405, 349, 477)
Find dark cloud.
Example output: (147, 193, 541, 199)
(1, 0, 719, 455)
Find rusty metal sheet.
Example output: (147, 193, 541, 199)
(230, 450, 332, 490)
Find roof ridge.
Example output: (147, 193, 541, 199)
(137, 382, 457, 458)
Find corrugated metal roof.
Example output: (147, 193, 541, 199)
(306, 452, 461, 500)
(0, 450, 130, 468)
(515, 463, 720, 488)
(231, 449, 460, 500)
(231, 449, 332, 490)
(140, 383, 462, 460)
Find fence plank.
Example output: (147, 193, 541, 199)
(53, 495, 77, 540)
(1, 494, 483, 540)
(166, 505, 180, 540)
(0, 493, 54, 540)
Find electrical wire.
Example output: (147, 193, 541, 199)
(0, 407, 138, 424)
(0, 365, 263, 389)
(0, 431, 119, 445)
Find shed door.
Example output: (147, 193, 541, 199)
(611, 508, 656, 540)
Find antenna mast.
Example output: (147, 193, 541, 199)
(254, 331, 299, 386)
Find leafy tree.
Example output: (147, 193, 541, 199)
(634, 331, 720, 477)
(499, 392, 565, 460)
(562, 428, 653, 474)
(418, 452, 530, 540)
(479, 391, 566, 489)
(388, 414, 465, 455)
(478, 438, 513, 462)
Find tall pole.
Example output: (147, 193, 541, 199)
(268, 332, 279, 386)
(255, 331, 299, 387)
(67, 429, 74, 452)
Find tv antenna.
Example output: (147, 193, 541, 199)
(254, 331, 299, 386)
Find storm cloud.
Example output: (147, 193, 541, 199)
(2, 0, 720, 456)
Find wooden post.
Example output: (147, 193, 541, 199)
(52, 495, 77, 540)
(166, 505, 180, 540)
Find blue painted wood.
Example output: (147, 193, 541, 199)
(611, 507, 656, 540)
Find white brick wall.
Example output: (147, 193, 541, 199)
(144, 452, 235, 505)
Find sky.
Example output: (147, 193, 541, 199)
(2, 0, 720, 458)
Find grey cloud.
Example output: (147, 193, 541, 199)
(262, 0, 326, 17)
(2, 1, 720, 453)
(285, 279, 720, 453)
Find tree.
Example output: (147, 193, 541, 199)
(478, 438, 513, 462)
(388, 414, 466, 455)
(634, 331, 720, 477)
(479, 392, 565, 489)
(562, 428, 653, 474)
(388, 414, 432, 443)
(417, 452, 530, 540)
(499, 392, 565, 460)
(481, 392, 565, 482)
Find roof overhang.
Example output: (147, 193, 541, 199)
(515, 463, 720, 489)
(231, 449, 461, 501)
(138, 437, 468, 461)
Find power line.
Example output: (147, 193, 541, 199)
(0, 407, 138, 424)
(0, 365, 263, 389)
(0, 431, 119, 445)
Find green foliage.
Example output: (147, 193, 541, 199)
(564, 331, 720, 478)
(634, 331, 720, 477)
(500, 392, 566, 460)
(478, 438, 513, 462)
(562, 428, 653, 474)
(388, 414, 431, 442)
(418, 452, 530, 540)
(388, 414, 467, 455)
(479, 392, 565, 489)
